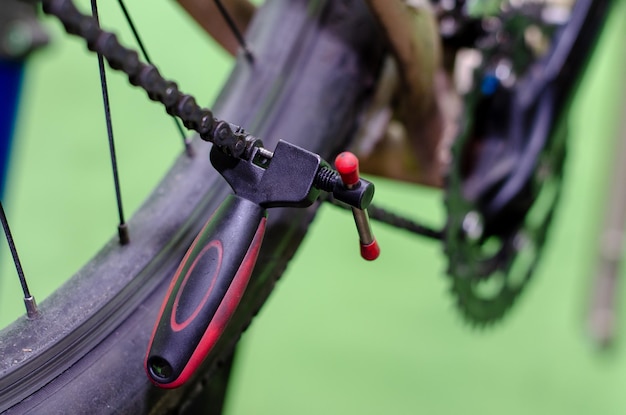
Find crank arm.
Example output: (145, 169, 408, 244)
(145, 194, 266, 388)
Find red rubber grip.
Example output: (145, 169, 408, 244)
(360, 240, 380, 261)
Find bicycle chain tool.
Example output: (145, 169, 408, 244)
(146, 122, 379, 388)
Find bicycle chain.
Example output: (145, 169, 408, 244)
(41, 0, 252, 159)
(325, 197, 443, 240)
(42, 0, 447, 241)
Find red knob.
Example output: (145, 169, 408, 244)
(335, 152, 360, 187)
(334, 152, 380, 261)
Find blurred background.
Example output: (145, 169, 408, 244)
(1, 1, 625, 413)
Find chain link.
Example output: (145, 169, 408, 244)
(326, 197, 443, 240)
(41, 0, 250, 158)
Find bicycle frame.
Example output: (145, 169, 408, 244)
(0, 0, 48, 195)
(0, 60, 22, 197)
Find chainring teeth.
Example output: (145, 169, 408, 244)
(442, 3, 572, 325)
(445, 141, 564, 324)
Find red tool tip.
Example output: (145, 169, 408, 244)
(360, 240, 380, 261)
(335, 152, 360, 186)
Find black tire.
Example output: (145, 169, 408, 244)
(0, 0, 386, 413)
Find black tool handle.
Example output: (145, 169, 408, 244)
(146, 195, 266, 388)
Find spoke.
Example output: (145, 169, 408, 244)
(116, 0, 193, 157)
(91, 0, 129, 245)
(213, 0, 254, 63)
(0, 201, 38, 319)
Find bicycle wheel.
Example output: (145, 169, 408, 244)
(0, 0, 386, 412)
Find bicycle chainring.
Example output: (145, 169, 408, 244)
(445, 122, 566, 324)
(442, 2, 569, 325)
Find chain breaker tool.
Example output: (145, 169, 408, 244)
(144, 127, 380, 387)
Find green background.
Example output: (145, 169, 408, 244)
(1, 1, 625, 413)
